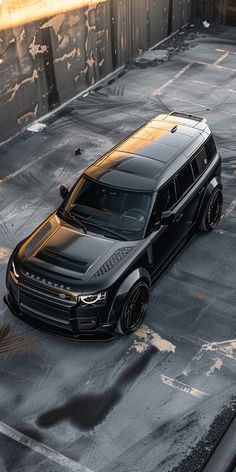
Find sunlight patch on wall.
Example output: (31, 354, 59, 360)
(0, 0, 107, 31)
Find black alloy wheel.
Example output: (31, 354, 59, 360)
(116, 281, 149, 335)
(201, 189, 223, 232)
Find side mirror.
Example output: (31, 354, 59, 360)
(60, 184, 69, 199)
(160, 210, 175, 226)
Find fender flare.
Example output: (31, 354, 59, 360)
(107, 267, 151, 323)
(197, 176, 222, 221)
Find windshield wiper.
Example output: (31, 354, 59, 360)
(79, 219, 127, 241)
(66, 211, 87, 234)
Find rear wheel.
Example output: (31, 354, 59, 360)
(200, 188, 223, 232)
(116, 281, 149, 335)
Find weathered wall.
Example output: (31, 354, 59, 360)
(0, 0, 194, 142)
(196, 0, 236, 25)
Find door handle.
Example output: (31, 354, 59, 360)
(175, 212, 183, 223)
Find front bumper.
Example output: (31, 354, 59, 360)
(4, 277, 116, 341)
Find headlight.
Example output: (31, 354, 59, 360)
(11, 260, 19, 279)
(79, 291, 107, 306)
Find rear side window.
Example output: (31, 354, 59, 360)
(205, 136, 217, 164)
(191, 147, 208, 179)
(176, 163, 194, 198)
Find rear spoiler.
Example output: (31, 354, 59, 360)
(166, 111, 208, 130)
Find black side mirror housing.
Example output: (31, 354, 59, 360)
(160, 210, 175, 226)
(60, 184, 69, 200)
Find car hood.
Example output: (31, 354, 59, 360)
(19, 215, 133, 282)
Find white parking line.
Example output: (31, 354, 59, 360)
(222, 198, 236, 220)
(161, 375, 208, 399)
(0, 421, 94, 472)
(201, 339, 236, 361)
(0, 168, 86, 226)
(213, 51, 230, 66)
(158, 92, 208, 109)
(191, 80, 236, 94)
(215, 229, 236, 239)
(191, 59, 236, 73)
(0, 140, 69, 185)
(152, 63, 192, 95)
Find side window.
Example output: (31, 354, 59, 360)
(176, 163, 194, 198)
(191, 147, 208, 179)
(147, 181, 176, 233)
(157, 181, 176, 217)
(205, 135, 217, 164)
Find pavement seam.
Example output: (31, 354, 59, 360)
(0, 421, 94, 472)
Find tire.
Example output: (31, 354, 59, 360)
(116, 281, 149, 335)
(200, 188, 223, 232)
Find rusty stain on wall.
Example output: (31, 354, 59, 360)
(0, 0, 194, 142)
(40, 14, 66, 36)
(54, 48, 81, 64)
(17, 103, 39, 125)
(6, 69, 39, 103)
(29, 35, 48, 59)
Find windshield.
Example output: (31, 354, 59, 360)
(60, 177, 152, 240)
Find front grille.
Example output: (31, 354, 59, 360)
(19, 282, 75, 327)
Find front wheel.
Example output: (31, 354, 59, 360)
(200, 188, 223, 232)
(116, 281, 149, 335)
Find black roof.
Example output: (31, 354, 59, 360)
(85, 112, 210, 191)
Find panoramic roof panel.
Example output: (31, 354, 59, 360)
(148, 120, 199, 137)
(133, 127, 170, 142)
(95, 169, 156, 191)
(118, 138, 177, 162)
(117, 154, 163, 178)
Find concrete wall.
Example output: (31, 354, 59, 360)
(0, 0, 194, 142)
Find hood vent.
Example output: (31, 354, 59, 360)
(37, 248, 88, 274)
(25, 222, 52, 257)
(93, 247, 132, 278)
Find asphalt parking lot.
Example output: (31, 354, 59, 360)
(0, 23, 236, 472)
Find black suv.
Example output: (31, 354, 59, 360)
(5, 112, 223, 340)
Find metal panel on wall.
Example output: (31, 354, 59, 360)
(172, 0, 192, 32)
(148, 0, 169, 46)
(0, 0, 194, 142)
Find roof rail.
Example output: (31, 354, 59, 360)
(168, 111, 207, 124)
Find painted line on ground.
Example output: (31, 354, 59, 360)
(213, 51, 230, 66)
(152, 63, 192, 96)
(222, 198, 236, 220)
(0, 140, 69, 185)
(161, 375, 208, 399)
(190, 59, 236, 73)
(156, 91, 236, 117)
(0, 421, 94, 472)
(0, 168, 86, 226)
(215, 229, 236, 239)
(201, 339, 236, 361)
(158, 92, 209, 109)
(191, 80, 236, 94)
